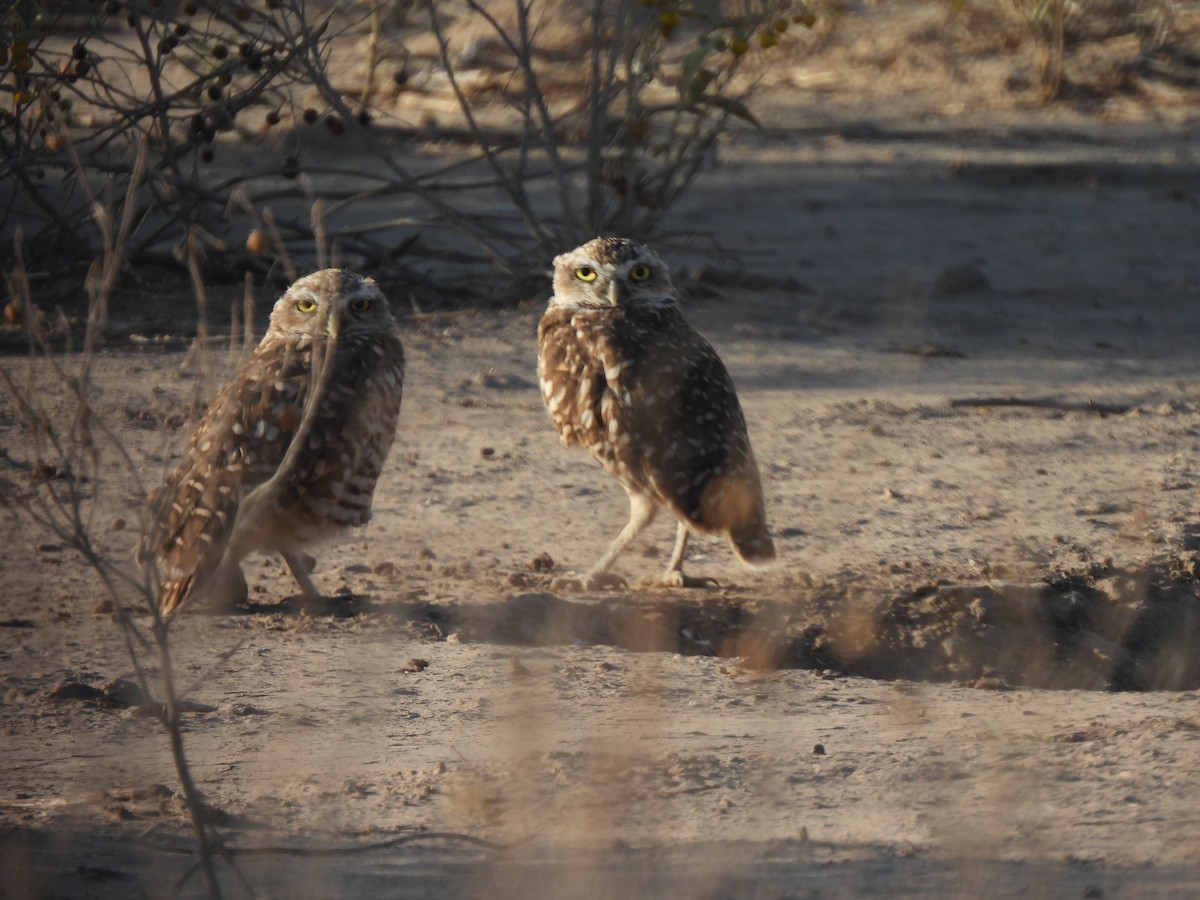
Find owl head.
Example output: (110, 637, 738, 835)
(267, 269, 393, 339)
(549, 237, 677, 312)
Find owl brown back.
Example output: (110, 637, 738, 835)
(143, 270, 405, 615)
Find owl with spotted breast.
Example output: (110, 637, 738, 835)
(141, 269, 405, 616)
(538, 237, 775, 588)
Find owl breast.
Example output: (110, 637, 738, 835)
(272, 331, 406, 544)
(538, 303, 756, 531)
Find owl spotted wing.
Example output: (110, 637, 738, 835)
(593, 305, 774, 564)
(538, 308, 610, 454)
(146, 341, 314, 614)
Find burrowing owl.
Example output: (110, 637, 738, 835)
(538, 237, 774, 588)
(142, 269, 405, 615)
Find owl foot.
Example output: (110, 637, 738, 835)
(660, 570, 719, 589)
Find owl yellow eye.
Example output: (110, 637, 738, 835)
(575, 266, 597, 282)
(351, 297, 371, 312)
(629, 265, 651, 282)
(296, 299, 318, 313)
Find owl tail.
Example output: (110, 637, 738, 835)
(157, 577, 190, 617)
(730, 521, 776, 568)
(698, 468, 776, 569)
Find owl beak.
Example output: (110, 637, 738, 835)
(607, 281, 620, 307)
(327, 303, 339, 340)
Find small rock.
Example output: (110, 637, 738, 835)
(470, 372, 537, 390)
(102, 678, 145, 709)
(528, 552, 555, 572)
(401, 658, 429, 673)
(934, 263, 990, 296)
(343, 781, 371, 798)
(812, 743, 826, 756)
(47, 680, 105, 703)
(176, 699, 216, 714)
(968, 676, 1008, 690)
(225, 703, 267, 717)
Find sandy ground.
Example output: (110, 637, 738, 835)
(5, 2, 1200, 898)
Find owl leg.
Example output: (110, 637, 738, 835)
(281, 549, 321, 599)
(661, 522, 719, 589)
(186, 561, 249, 614)
(586, 491, 658, 590)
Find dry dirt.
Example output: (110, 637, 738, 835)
(4, 2, 1200, 898)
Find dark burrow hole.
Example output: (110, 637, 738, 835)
(398, 559, 1200, 692)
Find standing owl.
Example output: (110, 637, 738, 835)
(537, 237, 775, 588)
(142, 269, 405, 616)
